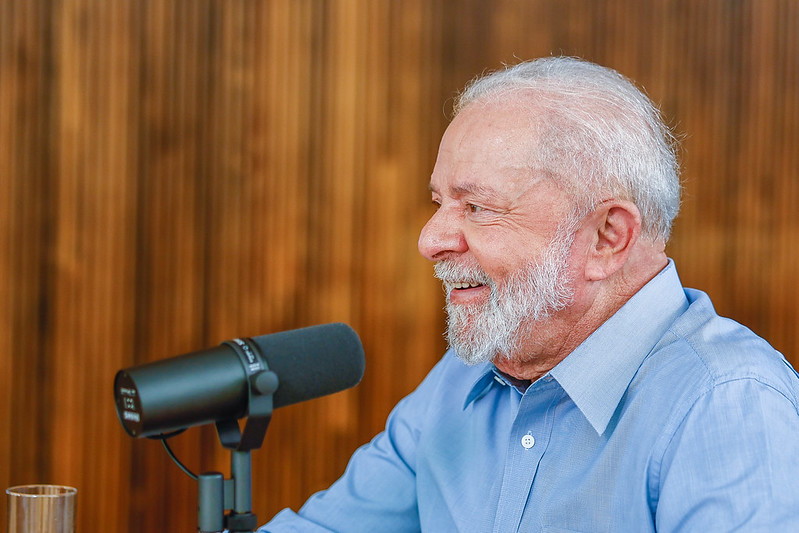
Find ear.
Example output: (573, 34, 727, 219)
(583, 200, 642, 281)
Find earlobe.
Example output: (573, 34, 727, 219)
(584, 201, 641, 281)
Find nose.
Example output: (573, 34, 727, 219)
(418, 206, 467, 261)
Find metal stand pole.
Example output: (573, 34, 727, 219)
(196, 451, 258, 532)
(226, 450, 258, 532)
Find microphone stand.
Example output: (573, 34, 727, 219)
(196, 339, 281, 533)
(198, 450, 257, 533)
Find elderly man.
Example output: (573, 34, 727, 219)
(262, 57, 799, 531)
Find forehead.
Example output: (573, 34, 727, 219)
(445, 96, 536, 156)
(431, 96, 543, 195)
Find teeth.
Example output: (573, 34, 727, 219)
(452, 281, 482, 289)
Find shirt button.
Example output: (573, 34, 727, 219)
(521, 434, 535, 449)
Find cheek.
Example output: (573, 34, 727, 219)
(466, 232, 548, 279)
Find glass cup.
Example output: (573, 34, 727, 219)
(6, 485, 77, 533)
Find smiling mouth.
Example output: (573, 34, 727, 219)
(451, 281, 485, 290)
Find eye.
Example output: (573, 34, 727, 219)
(466, 203, 485, 214)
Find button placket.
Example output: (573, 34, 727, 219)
(492, 382, 561, 533)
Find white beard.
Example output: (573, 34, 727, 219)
(434, 225, 577, 365)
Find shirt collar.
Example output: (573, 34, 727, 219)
(550, 260, 689, 435)
(463, 365, 498, 409)
(462, 260, 689, 435)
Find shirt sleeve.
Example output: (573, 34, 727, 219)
(654, 377, 799, 531)
(258, 355, 453, 533)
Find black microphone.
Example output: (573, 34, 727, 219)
(114, 323, 365, 439)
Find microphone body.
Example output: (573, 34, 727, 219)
(114, 323, 365, 438)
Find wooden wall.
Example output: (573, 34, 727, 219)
(1, 0, 797, 530)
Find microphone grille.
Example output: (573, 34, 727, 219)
(252, 323, 365, 408)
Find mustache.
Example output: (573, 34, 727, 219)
(433, 260, 494, 289)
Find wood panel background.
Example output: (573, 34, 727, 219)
(1, 0, 797, 530)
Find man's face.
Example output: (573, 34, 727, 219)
(418, 98, 579, 364)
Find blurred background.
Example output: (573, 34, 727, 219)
(1, 0, 797, 530)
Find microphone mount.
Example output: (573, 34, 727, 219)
(216, 337, 280, 451)
(199, 337, 279, 532)
(161, 337, 279, 533)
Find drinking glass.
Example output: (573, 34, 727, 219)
(6, 485, 77, 533)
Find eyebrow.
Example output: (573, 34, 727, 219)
(428, 182, 502, 199)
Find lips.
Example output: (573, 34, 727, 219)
(434, 260, 492, 295)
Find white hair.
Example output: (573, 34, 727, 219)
(454, 57, 681, 242)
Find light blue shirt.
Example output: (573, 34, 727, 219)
(262, 261, 799, 532)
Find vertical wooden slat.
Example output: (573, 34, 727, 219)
(2, 3, 54, 525)
(44, 0, 139, 529)
(0, 1, 13, 519)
